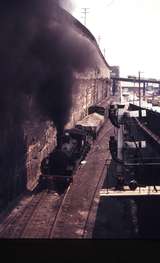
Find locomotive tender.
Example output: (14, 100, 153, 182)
(39, 105, 107, 191)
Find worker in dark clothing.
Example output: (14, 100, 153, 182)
(109, 136, 117, 159)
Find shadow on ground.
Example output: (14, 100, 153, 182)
(92, 159, 160, 239)
(92, 160, 136, 239)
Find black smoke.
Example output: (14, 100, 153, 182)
(0, 0, 97, 138)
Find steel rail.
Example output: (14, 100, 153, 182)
(16, 191, 48, 238)
(48, 184, 71, 238)
(0, 191, 47, 238)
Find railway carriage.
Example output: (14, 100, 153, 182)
(75, 112, 105, 140)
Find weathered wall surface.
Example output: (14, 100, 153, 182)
(68, 74, 110, 128)
(65, 14, 111, 127)
(24, 120, 56, 190)
(0, 9, 111, 211)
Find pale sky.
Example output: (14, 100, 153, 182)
(70, 0, 160, 79)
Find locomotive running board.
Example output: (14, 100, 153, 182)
(99, 186, 160, 197)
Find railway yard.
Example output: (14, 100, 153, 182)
(1, 96, 160, 239)
(1, 4, 160, 259)
(0, 110, 114, 239)
(0, 95, 160, 239)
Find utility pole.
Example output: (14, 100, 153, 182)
(138, 71, 141, 108)
(133, 80, 135, 104)
(81, 8, 90, 26)
(138, 71, 143, 118)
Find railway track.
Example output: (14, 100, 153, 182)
(0, 187, 72, 238)
(17, 190, 51, 238)
(20, 184, 72, 238)
(48, 185, 71, 238)
(0, 191, 46, 238)
(21, 188, 69, 238)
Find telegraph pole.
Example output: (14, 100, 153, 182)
(81, 8, 90, 26)
(138, 71, 141, 108)
(138, 71, 143, 108)
(138, 71, 143, 118)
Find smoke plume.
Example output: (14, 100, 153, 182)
(0, 0, 97, 135)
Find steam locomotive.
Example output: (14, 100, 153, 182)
(38, 105, 107, 191)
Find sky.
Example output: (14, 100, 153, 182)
(69, 0, 160, 79)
